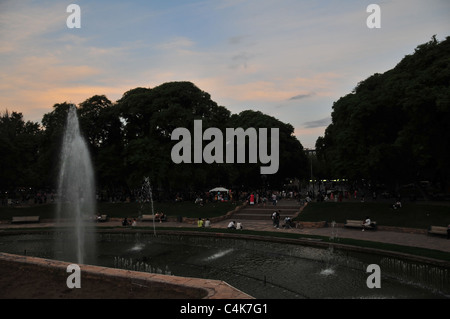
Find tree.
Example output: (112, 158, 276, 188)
(0, 111, 42, 192)
(227, 110, 308, 189)
(39, 102, 73, 188)
(78, 95, 124, 193)
(316, 36, 450, 193)
(116, 82, 232, 192)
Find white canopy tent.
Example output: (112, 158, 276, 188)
(209, 187, 229, 192)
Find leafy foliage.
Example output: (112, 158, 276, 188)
(317, 36, 450, 191)
(1, 82, 307, 196)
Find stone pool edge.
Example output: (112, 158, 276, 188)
(0, 252, 253, 299)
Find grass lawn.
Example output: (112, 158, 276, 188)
(298, 201, 450, 229)
(0, 200, 241, 221)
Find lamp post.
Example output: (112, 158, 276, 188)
(305, 149, 316, 198)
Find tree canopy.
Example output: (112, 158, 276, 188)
(316, 36, 450, 192)
(1, 82, 308, 198)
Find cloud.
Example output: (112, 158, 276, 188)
(1, 0, 449, 146)
(228, 35, 249, 45)
(288, 92, 315, 100)
(0, 2, 65, 53)
(302, 117, 332, 129)
(229, 52, 254, 69)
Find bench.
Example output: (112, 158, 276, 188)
(11, 216, 40, 224)
(141, 214, 166, 222)
(428, 226, 449, 237)
(344, 219, 377, 230)
(97, 214, 109, 222)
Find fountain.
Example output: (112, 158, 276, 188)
(139, 177, 156, 236)
(55, 104, 97, 264)
(2, 231, 449, 298)
(330, 220, 339, 241)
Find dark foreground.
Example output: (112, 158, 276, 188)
(0, 258, 206, 299)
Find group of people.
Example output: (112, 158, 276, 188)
(227, 220, 243, 230)
(121, 212, 166, 227)
(198, 218, 211, 228)
(247, 192, 279, 206)
(122, 217, 137, 227)
(270, 210, 295, 229)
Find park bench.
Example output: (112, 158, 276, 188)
(141, 214, 166, 222)
(11, 216, 40, 224)
(427, 226, 448, 237)
(344, 219, 377, 230)
(97, 214, 109, 222)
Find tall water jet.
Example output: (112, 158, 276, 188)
(139, 177, 156, 236)
(56, 104, 96, 264)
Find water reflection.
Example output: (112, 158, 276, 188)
(1, 232, 448, 299)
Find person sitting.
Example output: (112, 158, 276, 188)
(283, 217, 293, 229)
(197, 217, 204, 227)
(236, 222, 243, 230)
(392, 201, 402, 209)
(131, 218, 137, 227)
(122, 217, 129, 226)
(204, 218, 211, 227)
(227, 220, 236, 229)
(362, 217, 371, 231)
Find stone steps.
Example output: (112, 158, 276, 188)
(230, 214, 273, 220)
(239, 206, 300, 211)
(237, 209, 299, 214)
(232, 204, 301, 220)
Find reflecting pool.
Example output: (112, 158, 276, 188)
(1, 232, 448, 299)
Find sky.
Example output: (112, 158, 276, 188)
(0, 0, 449, 149)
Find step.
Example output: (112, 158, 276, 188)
(229, 215, 272, 220)
(243, 205, 302, 210)
(237, 208, 299, 214)
(231, 213, 297, 220)
(234, 211, 297, 216)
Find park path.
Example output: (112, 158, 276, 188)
(1, 199, 449, 253)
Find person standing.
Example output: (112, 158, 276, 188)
(275, 210, 280, 228)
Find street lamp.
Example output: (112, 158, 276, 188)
(305, 148, 316, 198)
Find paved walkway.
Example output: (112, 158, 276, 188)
(1, 201, 449, 254)
(211, 199, 450, 254)
(211, 219, 450, 253)
(2, 219, 449, 254)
